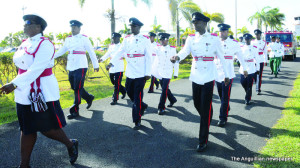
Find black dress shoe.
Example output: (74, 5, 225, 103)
(148, 90, 154, 93)
(257, 91, 261, 95)
(68, 139, 78, 164)
(156, 85, 159, 90)
(133, 120, 141, 130)
(121, 92, 126, 99)
(275, 74, 278, 78)
(167, 100, 177, 107)
(67, 113, 79, 119)
(196, 143, 207, 152)
(245, 100, 250, 105)
(270, 72, 273, 75)
(86, 95, 94, 109)
(158, 109, 165, 115)
(217, 120, 227, 127)
(110, 101, 117, 105)
(16, 166, 31, 168)
(141, 104, 148, 116)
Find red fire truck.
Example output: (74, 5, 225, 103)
(265, 30, 297, 60)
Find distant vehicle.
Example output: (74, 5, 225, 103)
(1, 47, 17, 53)
(265, 30, 297, 60)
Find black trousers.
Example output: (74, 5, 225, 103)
(125, 77, 147, 123)
(192, 81, 214, 145)
(109, 72, 126, 101)
(254, 63, 264, 92)
(69, 68, 93, 113)
(216, 79, 233, 122)
(148, 76, 159, 92)
(240, 73, 255, 102)
(158, 78, 177, 110)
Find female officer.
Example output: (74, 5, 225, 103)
(0, 14, 78, 167)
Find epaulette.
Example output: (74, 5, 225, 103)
(233, 39, 238, 42)
(211, 33, 218, 37)
(82, 34, 88, 37)
(143, 35, 149, 39)
(170, 46, 176, 48)
(253, 45, 257, 48)
(189, 34, 195, 37)
(68, 35, 72, 37)
(22, 39, 27, 43)
(40, 37, 49, 40)
(125, 35, 131, 38)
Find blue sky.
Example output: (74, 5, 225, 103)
(0, 0, 299, 43)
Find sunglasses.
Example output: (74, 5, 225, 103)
(24, 20, 37, 25)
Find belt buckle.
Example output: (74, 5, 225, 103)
(129, 54, 134, 58)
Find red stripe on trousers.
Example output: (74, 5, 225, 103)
(259, 64, 264, 89)
(78, 69, 84, 104)
(116, 72, 121, 100)
(250, 78, 254, 101)
(53, 102, 62, 128)
(206, 80, 214, 144)
(164, 80, 170, 110)
(139, 92, 142, 118)
(226, 79, 233, 117)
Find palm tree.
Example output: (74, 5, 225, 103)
(151, 25, 166, 34)
(203, 12, 224, 32)
(248, 6, 270, 30)
(78, 0, 152, 38)
(265, 8, 285, 31)
(166, 0, 201, 46)
(237, 26, 249, 36)
(118, 24, 131, 35)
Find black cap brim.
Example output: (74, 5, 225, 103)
(23, 14, 47, 31)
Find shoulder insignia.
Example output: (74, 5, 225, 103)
(82, 34, 88, 37)
(143, 35, 149, 39)
(189, 34, 195, 37)
(253, 45, 257, 48)
(22, 39, 27, 43)
(40, 37, 49, 40)
(211, 33, 218, 36)
(125, 35, 131, 38)
(170, 46, 176, 48)
(233, 39, 238, 42)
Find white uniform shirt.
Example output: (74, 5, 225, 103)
(151, 42, 160, 75)
(268, 42, 282, 58)
(12, 33, 60, 105)
(252, 39, 268, 63)
(110, 34, 152, 79)
(153, 45, 179, 79)
(177, 32, 229, 85)
(215, 38, 247, 82)
(239, 45, 260, 74)
(278, 42, 284, 57)
(101, 43, 125, 73)
(54, 34, 99, 71)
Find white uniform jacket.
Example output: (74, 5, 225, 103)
(239, 45, 260, 74)
(268, 42, 282, 58)
(110, 34, 152, 79)
(177, 32, 229, 85)
(12, 33, 60, 105)
(101, 43, 125, 73)
(153, 45, 179, 79)
(252, 39, 268, 63)
(278, 42, 284, 57)
(215, 38, 247, 82)
(54, 34, 99, 71)
(150, 42, 160, 75)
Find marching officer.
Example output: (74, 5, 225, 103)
(155, 33, 179, 115)
(252, 29, 268, 95)
(148, 32, 160, 93)
(215, 23, 248, 127)
(268, 36, 281, 78)
(171, 12, 230, 152)
(0, 14, 78, 167)
(240, 33, 260, 105)
(276, 37, 284, 72)
(54, 20, 99, 119)
(107, 17, 152, 130)
(99, 32, 126, 105)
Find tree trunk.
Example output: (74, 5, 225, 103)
(111, 0, 115, 38)
(176, 8, 180, 46)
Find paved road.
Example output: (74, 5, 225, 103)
(1, 56, 299, 168)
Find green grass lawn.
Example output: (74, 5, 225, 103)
(254, 73, 300, 168)
(0, 62, 191, 125)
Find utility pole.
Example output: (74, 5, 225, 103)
(235, 0, 237, 39)
(22, 5, 27, 16)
